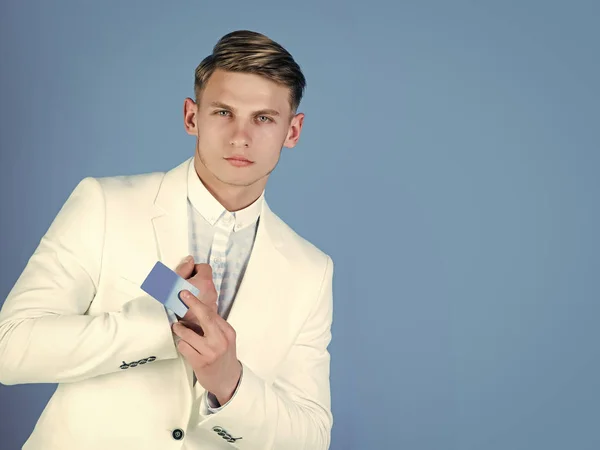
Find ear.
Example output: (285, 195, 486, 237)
(283, 112, 304, 149)
(183, 98, 198, 136)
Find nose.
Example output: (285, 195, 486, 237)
(230, 139, 249, 148)
(229, 124, 251, 148)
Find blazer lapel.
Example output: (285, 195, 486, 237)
(151, 159, 191, 270)
(117, 159, 191, 298)
(149, 158, 195, 387)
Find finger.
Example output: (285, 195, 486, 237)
(176, 339, 215, 368)
(176, 260, 216, 310)
(181, 303, 227, 338)
(178, 290, 222, 339)
(214, 319, 236, 343)
(173, 322, 220, 363)
(175, 255, 195, 279)
(179, 281, 217, 314)
(178, 304, 232, 351)
(198, 279, 218, 312)
(178, 319, 204, 336)
(187, 265, 218, 312)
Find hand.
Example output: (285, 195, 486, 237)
(174, 256, 218, 322)
(172, 256, 242, 405)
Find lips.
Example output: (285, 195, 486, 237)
(225, 156, 252, 163)
(224, 156, 254, 167)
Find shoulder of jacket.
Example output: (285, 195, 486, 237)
(94, 170, 165, 196)
(268, 209, 333, 270)
(70, 170, 167, 216)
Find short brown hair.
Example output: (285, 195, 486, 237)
(194, 30, 306, 113)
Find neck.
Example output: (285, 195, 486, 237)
(193, 157, 263, 212)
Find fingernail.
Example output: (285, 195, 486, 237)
(181, 255, 192, 264)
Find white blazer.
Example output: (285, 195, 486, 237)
(0, 157, 334, 450)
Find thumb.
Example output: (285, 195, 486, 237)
(175, 255, 195, 279)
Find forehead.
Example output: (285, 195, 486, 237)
(200, 69, 292, 112)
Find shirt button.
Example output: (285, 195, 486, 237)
(172, 429, 184, 440)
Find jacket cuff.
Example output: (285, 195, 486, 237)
(205, 363, 244, 414)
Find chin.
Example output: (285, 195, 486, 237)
(213, 171, 256, 186)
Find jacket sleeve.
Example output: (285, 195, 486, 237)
(197, 255, 335, 450)
(0, 177, 178, 385)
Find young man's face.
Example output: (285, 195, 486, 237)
(184, 69, 303, 196)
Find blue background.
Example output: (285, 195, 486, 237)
(1, 1, 599, 449)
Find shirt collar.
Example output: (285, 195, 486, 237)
(187, 157, 263, 232)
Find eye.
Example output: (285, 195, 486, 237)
(216, 110, 231, 117)
(257, 115, 273, 123)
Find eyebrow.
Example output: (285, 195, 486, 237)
(209, 101, 280, 116)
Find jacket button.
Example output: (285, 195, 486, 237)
(172, 429, 184, 440)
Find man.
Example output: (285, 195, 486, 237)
(0, 30, 334, 449)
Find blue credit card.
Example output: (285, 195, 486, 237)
(140, 261, 200, 318)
